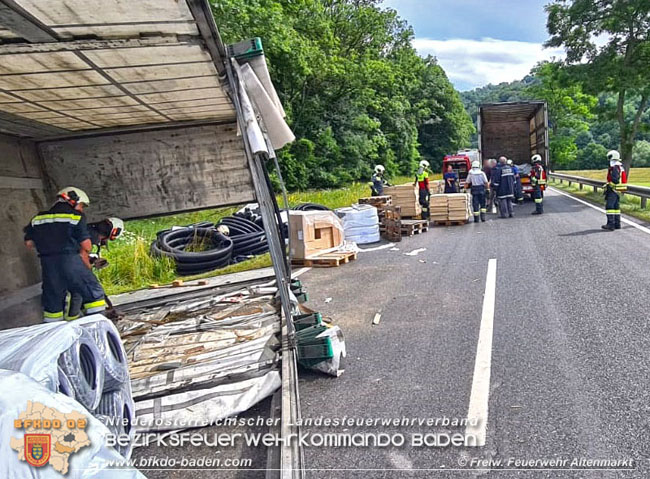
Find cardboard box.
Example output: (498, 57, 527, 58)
(384, 184, 421, 218)
(289, 211, 344, 259)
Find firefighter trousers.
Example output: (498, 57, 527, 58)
(533, 185, 544, 213)
(41, 254, 107, 322)
(471, 192, 486, 222)
(419, 188, 430, 220)
(605, 189, 621, 229)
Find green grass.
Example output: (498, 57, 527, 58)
(99, 174, 420, 295)
(559, 167, 650, 187)
(549, 174, 650, 224)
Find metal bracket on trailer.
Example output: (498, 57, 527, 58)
(223, 48, 304, 479)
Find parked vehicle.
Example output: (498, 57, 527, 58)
(478, 101, 549, 196)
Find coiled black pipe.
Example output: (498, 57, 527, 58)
(217, 215, 269, 261)
(151, 226, 233, 274)
(293, 202, 330, 211)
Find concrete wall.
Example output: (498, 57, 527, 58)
(0, 133, 49, 329)
(38, 123, 256, 221)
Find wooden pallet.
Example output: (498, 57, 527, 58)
(292, 251, 358, 267)
(432, 219, 469, 226)
(400, 219, 429, 236)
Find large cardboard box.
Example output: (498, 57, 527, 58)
(289, 210, 344, 259)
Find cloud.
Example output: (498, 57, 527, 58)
(412, 37, 565, 91)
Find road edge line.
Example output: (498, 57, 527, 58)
(549, 187, 650, 236)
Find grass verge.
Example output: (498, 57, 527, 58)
(559, 167, 650, 187)
(100, 175, 420, 295)
(549, 178, 650, 224)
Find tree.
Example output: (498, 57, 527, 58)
(526, 61, 597, 168)
(212, 0, 472, 189)
(546, 0, 650, 172)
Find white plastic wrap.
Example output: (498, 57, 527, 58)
(58, 329, 105, 411)
(335, 204, 381, 244)
(344, 228, 380, 244)
(0, 369, 145, 479)
(88, 320, 128, 392)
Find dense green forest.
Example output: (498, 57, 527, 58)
(212, 0, 473, 189)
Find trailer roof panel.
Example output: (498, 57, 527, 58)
(480, 102, 544, 123)
(0, 0, 235, 139)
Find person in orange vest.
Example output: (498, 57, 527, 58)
(530, 155, 547, 215)
(414, 160, 431, 219)
(602, 150, 628, 231)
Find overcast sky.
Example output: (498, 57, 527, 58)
(382, 0, 564, 91)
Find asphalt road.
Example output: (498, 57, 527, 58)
(297, 188, 650, 478)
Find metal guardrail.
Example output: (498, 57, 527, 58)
(549, 172, 650, 209)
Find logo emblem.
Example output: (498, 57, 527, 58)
(25, 434, 51, 467)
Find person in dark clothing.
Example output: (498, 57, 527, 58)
(66, 217, 124, 320)
(602, 150, 627, 231)
(491, 157, 515, 218)
(371, 164, 389, 196)
(24, 187, 107, 322)
(508, 159, 523, 204)
(465, 160, 489, 223)
(443, 165, 459, 193)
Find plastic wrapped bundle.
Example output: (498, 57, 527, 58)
(88, 320, 128, 392)
(335, 204, 380, 244)
(58, 329, 105, 411)
(96, 387, 135, 459)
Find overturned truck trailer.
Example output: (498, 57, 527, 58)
(0, 0, 302, 476)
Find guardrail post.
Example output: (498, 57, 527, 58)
(642, 197, 648, 209)
(579, 183, 583, 190)
(593, 185, 598, 193)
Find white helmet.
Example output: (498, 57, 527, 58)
(419, 160, 430, 169)
(531, 154, 542, 163)
(607, 150, 620, 161)
(375, 164, 385, 174)
(471, 160, 480, 169)
(57, 187, 90, 206)
(217, 224, 230, 236)
(107, 217, 124, 240)
(507, 159, 513, 165)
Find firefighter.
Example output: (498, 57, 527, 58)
(66, 217, 125, 320)
(602, 150, 627, 231)
(24, 187, 107, 322)
(530, 154, 547, 215)
(371, 165, 388, 196)
(414, 160, 431, 219)
(491, 156, 515, 218)
(465, 160, 489, 223)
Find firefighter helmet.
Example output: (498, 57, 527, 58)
(374, 164, 385, 174)
(531, 154, 542, 163)
(607, 150, 620, 161)
(419, 160, 430, 169)
(107, 217, 124, 241)
(57, 187, 90, 207)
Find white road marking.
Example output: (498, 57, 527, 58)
(291, 267, 311, 277)
(358, 243, 396, 252)
(466, 258, 497, 447)
(550, 187, 650, 236)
